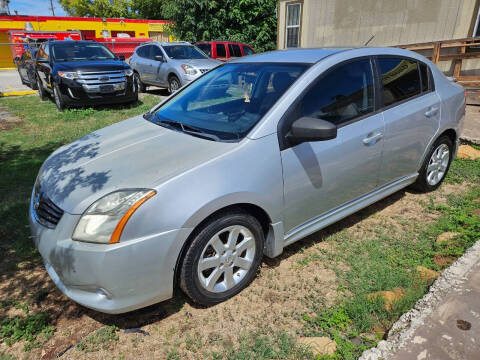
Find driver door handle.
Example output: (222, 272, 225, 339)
(425, 106, 439, 118)
(363, 132, 383, 146)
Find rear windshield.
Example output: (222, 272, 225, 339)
(52, 42, 115, 61)
(162, 45, 207, 60)
(147, 63, 309, 141)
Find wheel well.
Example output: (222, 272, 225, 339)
(168, 73, 179, 81)
(439, 128, 457, 146)
(173, 203, 271, 289)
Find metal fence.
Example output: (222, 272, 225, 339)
(0, 40, 153, 69)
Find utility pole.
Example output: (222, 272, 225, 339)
(49, 0, 55, 16)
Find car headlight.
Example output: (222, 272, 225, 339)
(72, 189, 156, 244)
(181, 64, 197, 76)
(123, 69, 133, 76)
(58, 71, 78, 79)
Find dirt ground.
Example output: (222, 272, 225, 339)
(0, 181, 469, 360)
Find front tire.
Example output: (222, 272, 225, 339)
(180, 210, 264, 306)
(37, 76, 46, 101)
(411, 135, 453, 192)
(53, 83, 65, 111)
(168, 75, 181, 94)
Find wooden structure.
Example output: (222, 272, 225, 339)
(397, 37, 480, 88)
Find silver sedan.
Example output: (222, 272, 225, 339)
(29, 47, 465, 313)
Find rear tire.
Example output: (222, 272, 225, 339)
(411, 135, 453, 192)
(180, 210, 264, 306)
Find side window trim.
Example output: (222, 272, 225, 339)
(373, 55, 436, 113)
(277, 55, 377, 151)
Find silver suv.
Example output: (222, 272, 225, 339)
(129, 41, 221, 93)
(30, 47, 465, 314)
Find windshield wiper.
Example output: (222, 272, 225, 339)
(154, 115, 220, 141)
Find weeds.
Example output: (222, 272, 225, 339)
(0, 312, 54, 351)
(76, 325, 119, 352)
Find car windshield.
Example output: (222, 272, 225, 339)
(52, 43, 116, 61)
(162, 45, 208, 60)
(147, 63, 309, 141)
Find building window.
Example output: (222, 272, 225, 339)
(285, 2, 301, 48)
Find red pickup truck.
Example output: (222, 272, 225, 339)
(195, 41, 255, 61)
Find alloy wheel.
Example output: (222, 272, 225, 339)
(426, 143, 450, 186)
(197, 225, 256, 293)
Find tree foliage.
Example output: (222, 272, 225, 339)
(58, 0, 278, 52)
(162, 0, 277, 52)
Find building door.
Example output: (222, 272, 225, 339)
(148, 31, 169, 42)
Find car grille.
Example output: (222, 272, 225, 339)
(76, 70, 126, 85)
(32, 183, 64, 229)
(199, 69, 210, 74)
(76, 70, 126, 94)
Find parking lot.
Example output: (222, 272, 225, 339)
(0, 69, 36, 96)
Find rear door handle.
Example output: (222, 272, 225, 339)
(425, 107, 439, 118)
(363, 132, 383, 145)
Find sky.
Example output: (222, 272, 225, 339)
(8, 0, 67, 16)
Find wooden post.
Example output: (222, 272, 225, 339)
(453, 40, 466, 78)
(432, 42, 441, 64)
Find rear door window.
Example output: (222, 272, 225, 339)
(137, 45, 150, 59)
(419, 62, 432, 92)
(377, 57, 421, 107)
(216, 43, 226, 58)
(228, 44, 242, 57)
(150, 45, 163, 60)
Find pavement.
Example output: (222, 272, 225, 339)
(0, 69, 36, 96)
(390, 262, 480, 360)
(464, 105, 480, 144)
(361, 241, 480, 360)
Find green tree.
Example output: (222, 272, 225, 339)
(161, 0, 277, 52)
(58, 0, 134, 18)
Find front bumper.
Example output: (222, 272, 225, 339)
(29, 193, 191, 314)
(58, 75, 137, 106)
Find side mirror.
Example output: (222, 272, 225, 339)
(154, 55, 165, 62)
(118, 55, 125, 61)
(286, 117, 337, 146)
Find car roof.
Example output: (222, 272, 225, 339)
(152, 41, 192, 46)
(229, 47, 427, 64)
(229, 48, 351, 64)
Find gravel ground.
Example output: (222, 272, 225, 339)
(360, 240, 480, 360)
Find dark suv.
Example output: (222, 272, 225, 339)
(35, 40, 138, 110)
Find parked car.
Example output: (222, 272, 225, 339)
(14, 46, 39, 89)
(35, 40, 138, 111)
(195, 40, 255, 61)
(129, 41, 221, 93)
(30, 47, 465, 314)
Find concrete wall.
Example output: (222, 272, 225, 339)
(278, 0, 478, 49)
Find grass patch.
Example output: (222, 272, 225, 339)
(444, 158, 480, 184)
(0, 95, 158, 274)
(0, 313, 54, 351)
(76, 325, 119, 352)
(301, 177, 480, 359)
(214, 331, 313, 360)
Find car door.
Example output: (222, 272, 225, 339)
(151, 45, 168, 86)
(280, 58, 385, 233)
(376, 57, 441, 186)
(36, 44, 52, 91)
(135, 45, 155, 83)
(215, 43, 228, 62)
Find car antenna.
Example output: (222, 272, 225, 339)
(364, 35, 375, 46)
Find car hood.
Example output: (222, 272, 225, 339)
(38, 115, 238, 214)
(55, 60, 128, 72)
(171, 58, 221, 69)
